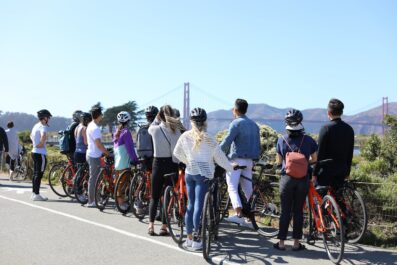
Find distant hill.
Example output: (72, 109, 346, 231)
(206, 103, 397, 136)
(0, 112, 70, 132)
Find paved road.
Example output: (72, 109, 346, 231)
(0, 177, 396, 265)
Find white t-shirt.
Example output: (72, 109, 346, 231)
(31, 122, 48, 155)
(86, 121, 103, 158)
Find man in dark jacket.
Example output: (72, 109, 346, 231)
(313, 98, 355, 189)
(0, 125, 9, 162)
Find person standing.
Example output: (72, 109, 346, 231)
(86, 106, 110, 207)
(30, 109, 52, 201)
(220, 98, 261, 225)
(5, 121, 19, 177)
(74, 112, 91, 164)
(274, 109, 318, 251)
(313, 98, 355, 190)
(147, 105, 181, 236)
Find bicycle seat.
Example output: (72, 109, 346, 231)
(315, 186, 329, 196)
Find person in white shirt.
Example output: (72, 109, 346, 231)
(86, 106, 110, 207)
(30, 109, 52, 201)
(5, 121, 19, 177)
(174, 107, 235, 250)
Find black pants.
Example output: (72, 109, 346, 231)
(277, 174, 309, 240)
(32, 153, 47, 195)
(5, 155, 16, 171)
(149, 157, 178, 224)
(74, 152, 86, 164)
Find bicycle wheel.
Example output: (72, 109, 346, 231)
(48, 163, 67, 197)
(219, 182, 230, 222)
(95, 169, 111, 211)
(340, 186, 367, 244)
(129, 172, 146, 219)
(201, 192, 212, 260)
(61, 165, 76, 198)
(164, 185, 184, 244)
(252, 182, 280, 237)
(303, 197, 315, 244)
(74, 168, 89, 205)
(115, 170, 132, 214)
(321, 195, 344, 264)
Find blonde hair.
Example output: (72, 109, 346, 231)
(191, 121, 208, 150)
(160, 105, 185, 133)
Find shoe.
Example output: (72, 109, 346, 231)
(32, 194, 48, 201)
(85, 202, 96, 208)
(292, 243, 306, 251)
(183, 238, 193, 249)
(148, 227, 156, 236)
(242, 218, 254, 229)
(273, 242, 286, 251)
(30, 193, 35, 200)
(191, 240, 203, 250)
(119, 202, 129, 210)
(225, 215, 244, 225)
(159, 228, 169, 236)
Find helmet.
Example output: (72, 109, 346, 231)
(37, 109, 52, 119)
(117, 111, 131, 123)
(285, 109, 303, 128)
(173, 108, 180, 118)
(145, 106, 159, 117)
(190, 107, 207, 123)
(81, 112, 92, 125)
(72, 110, 83, 122)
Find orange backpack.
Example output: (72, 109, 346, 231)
(282, 135, 308, 179)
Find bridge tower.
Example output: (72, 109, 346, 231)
(183, 82, 190, 129)
(382, 97, 389, 135)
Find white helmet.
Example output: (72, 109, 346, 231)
(117, 111, 131, 123)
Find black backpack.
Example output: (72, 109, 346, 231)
(136, 124, 154, 158)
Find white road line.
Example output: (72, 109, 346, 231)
(0, 194, 237, 265)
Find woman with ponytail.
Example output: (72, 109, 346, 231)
(173, 107, 235, 250)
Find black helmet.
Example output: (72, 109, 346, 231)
(72, 110, 83, 122)
(190, 107, 207, 123)
(285, 109, 303, 127)
(145, 106, 159, 117)
(81, 112, 92, 125)
(37, 109, 52, 119)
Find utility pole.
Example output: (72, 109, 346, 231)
(382, 97, 389, 135)
(183, 82, 190, 130)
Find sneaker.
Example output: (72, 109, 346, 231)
(242, 218, 254, 229)
(225, 215, 245, 225)
(183, 238, 193, 249)
(32, 194, 48, 201)
(191, 240, 203, 250)
(86, 202, 96, 208)
(30, 193, 35, 200)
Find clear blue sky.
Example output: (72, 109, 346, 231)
(0, 0, 396, 118)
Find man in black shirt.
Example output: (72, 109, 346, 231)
(313, 98, 355, 189)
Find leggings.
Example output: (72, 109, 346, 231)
(149, 157, 178, 224)
(31, 153, 47, 194)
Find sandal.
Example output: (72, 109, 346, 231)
(273, 242, 286, 251)
(159, 228, 169, 236)
(148, 227, 156, 236)
(292, 243, 306, 251)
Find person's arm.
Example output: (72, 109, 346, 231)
(0, 128, 9, 152)
(219, 121, 238, 154)
(213, 145, 234, 172)
(124, 130, 138, 162)
(173, 136, 188, 165)
(346, 129, 355, 178)
(95, 139, 109, 156)
(36, 132, 46, 148)
(313, 126, 328, 176)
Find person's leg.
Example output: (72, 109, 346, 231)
(184, 174, 196, 240)
(292, 177, 309, 249)
(226, 159, 242, 211)
(36, 154, 47, 192)
(240, 159, 254, 203)
(192, 175, 209, 235)
(87, 157, 100, 204)
(148, 158, 163, 232)
(31, 153, 42, 195)
(276, 175, 294, 249)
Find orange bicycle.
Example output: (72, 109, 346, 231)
(129, 162, 152, 219)
(163, 167, 187, 244)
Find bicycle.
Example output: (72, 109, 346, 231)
(95, 155, 116, 211)
(10, 151, 33, 182)
(48, 160, 69, 197)
(60, 157, 78, 198)
(128, 162, 152, 219)
(163, 166, 187, 244)
(73, 162, 90, 204)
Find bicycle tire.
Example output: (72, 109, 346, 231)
(74, 168, 89, 205)
(341, 187, 368, 244)
(322, 195, 344, 264)
(201, 192, 212, 260)
(164, 185, 184, 244)
(252, 182, 280, 237)
(95, 169, 111, 211)
(219, 185, 230, 222)
(61, 165, 76, 198)
(48, 163, 68, 197)
(303, 197, 315, 244)
(129, 172, 146, 219)
(115, 170, 132, 214)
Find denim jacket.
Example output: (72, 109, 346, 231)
(220, 115, 261, 160)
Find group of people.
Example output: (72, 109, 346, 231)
(0, 121, 24, 178)
(3, 97, 354, 252)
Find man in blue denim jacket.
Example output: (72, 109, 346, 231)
(220, 98, 261, 226)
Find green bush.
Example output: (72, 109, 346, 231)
(361, 134, 381, 161)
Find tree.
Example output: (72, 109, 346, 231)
(380, 115, 397, 173)
(101, 101, 143, 133)
(361, 134, 381, 161)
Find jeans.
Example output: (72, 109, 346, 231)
(277, 174, 309, 240)
(185, 174, 209, 235)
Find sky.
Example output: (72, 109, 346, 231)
(0, 0, 396, 118)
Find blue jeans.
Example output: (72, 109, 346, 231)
(185, 174, 209, 235)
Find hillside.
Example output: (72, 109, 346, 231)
(0, 112, 70, 132)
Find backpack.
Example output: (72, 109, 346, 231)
(282, 135, 308, 179)
(58, 129, 71, 154)
(136, 124, 154, 158)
